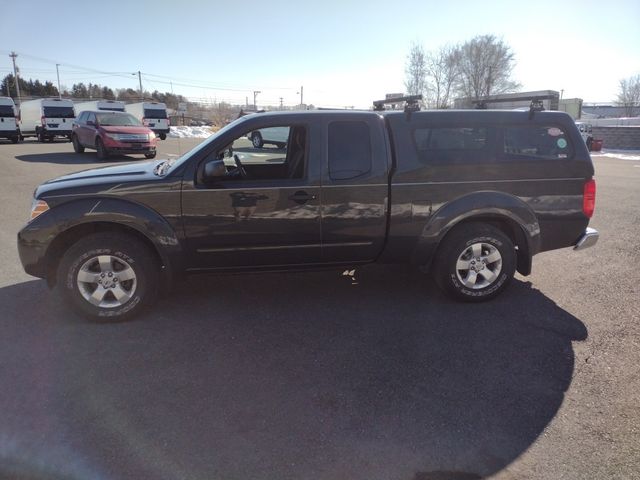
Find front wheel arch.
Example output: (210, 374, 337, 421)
(45, 222, 170, 291)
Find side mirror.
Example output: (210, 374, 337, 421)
(87, 120, 95, 127)
(203, 159, 226, 180)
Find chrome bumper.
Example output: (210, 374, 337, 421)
(574, 227, 599, 251)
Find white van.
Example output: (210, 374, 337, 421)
(125, 102, 169, 140)
(20, 98, 75, 142)
(75, 100, 125, 113)
(0, 97, 20, 143)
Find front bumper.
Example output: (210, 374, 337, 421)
(574, 227, 599, 251)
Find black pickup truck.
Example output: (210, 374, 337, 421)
(18, 106, 598, 320)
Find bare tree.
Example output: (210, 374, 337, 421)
(426, 45, 461, 109)
(456, 35, 520, 101)
(404, 42, 428, 99)
(616, 75, 640, 117)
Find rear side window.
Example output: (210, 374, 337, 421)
(328, 121, 371, 180)
(0, 105, 15, 117)
(503, 126, 573, 160)
(415, 127, 488, 151)
(144, 109, 167, 119)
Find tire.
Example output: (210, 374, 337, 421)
(56, 233, 159, 321)
(275, 142, 286, 149)
(433, 223, 516, 302)
(159, 133, 167, 140)
(251, 132, 263, 148)
(72, 134, 85, 153)
(586, 137, 593, 151)
(144, 152, 157, 159)
(38, 130, 46, 143)
(11, 136, 19, 144)
(96, 137, 108, 160)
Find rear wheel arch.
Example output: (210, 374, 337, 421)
(436, 215, 532, 276)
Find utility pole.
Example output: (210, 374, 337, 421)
(297, 85, 304, 109)
(138, 71, 143, 100)
(253, 90, 261, 110)
(55, 64, 62, 99)
(9, 52, 21, 106)
(279, 97, 283, 110)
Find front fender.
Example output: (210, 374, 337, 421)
(19, 196, 184, 282)
(411, 191, 541, 267)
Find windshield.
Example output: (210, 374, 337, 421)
(43, 106, 75, 118)
(144, 108, 167, 119)
(0, 105, 15, 117)
(160, 115, 249, 175)
(97, 112, 141, 126)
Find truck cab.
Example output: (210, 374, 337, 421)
(0, 96, 20, 143)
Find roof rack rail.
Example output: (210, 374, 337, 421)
(373, 95, 422, 113)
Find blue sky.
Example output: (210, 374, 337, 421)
(1, 0, 638, 108)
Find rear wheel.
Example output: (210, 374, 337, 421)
(10, 136, 19, 144)
(72, 134, 85, 153)
(144, 151, 157, 159)
(56, 233, 159, 321)
(433, 223, 516, 302)
(159, 133, 167, 140)
(96, 138, 108, 160)
(38, 130, 46, 143)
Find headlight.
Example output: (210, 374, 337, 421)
(30, 199, 49, 221)
(148, 131, 156, 140)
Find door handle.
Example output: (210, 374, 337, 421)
(288, 191, 316, 204)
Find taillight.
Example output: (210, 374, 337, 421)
(583, 179, 596, 218)
(41, 115, 46, 125)
(167, 117, 170, 126)
(142, 117, 146, 125)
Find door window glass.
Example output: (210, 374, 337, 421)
(328, 121, 371, 180)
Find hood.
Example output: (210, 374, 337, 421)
(35, 160, 165, 198)
(100, 125, 153, 135)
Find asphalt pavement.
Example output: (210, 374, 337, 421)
(0, 138, 638, 480)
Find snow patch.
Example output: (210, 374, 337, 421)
(591, 149, 640, 161)
(169, 126, 214, 139)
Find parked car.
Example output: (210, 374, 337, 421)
(19, 98, 75, 142)
(125, 102, 170, 140)
(71, 110, 157, 160)
(248, 126, 288, 148)
(18, 108, 598, 320)
(0, 96, 20, 143)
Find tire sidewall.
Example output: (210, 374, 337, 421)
(57, 237, 156, 321)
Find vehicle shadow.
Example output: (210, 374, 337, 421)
(0, 269, 587, 480)
(14, 151, 146, 165)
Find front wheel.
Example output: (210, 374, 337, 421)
(56, 233, 159, 321)
(144, 152, 157, 159)
(251, 132, 263, 148)
(433, 223, 516, 302)
(96, 137, 108, 160)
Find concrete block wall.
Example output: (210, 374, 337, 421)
(592, 126, 640, 150)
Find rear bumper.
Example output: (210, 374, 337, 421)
(0, 128, 20, 138)
(574, 227, 599, 251)
(151, 128, 170, 135)
(43, 128, 72, 136)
